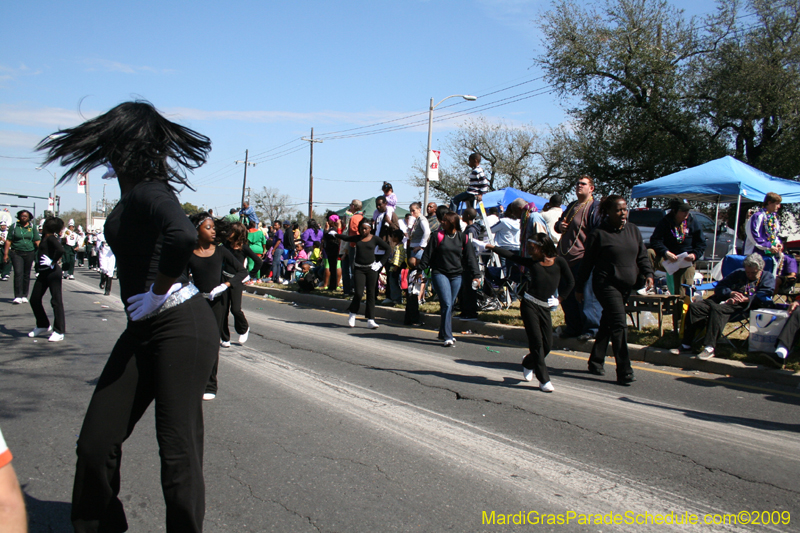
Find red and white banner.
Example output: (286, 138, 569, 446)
(426, 150, 441, 182)
(77, 173, 87, 194)
(48, 196, 54, 212)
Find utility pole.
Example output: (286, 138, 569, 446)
(235, 150, 256, 212)
(301, 128, 323, 220)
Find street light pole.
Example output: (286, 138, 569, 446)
(422, 94, 477, 211)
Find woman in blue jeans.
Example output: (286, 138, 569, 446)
(418, 211, 480, 347)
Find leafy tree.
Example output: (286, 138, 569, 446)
(181, 202, 201, 215)
(411, 117, 573, 202)
(252, 187, 291, 226)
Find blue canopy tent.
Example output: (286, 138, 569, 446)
(458, 187, 550, 211)
(631, 156, 800, 258)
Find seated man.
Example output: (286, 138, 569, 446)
(767, 298, 800, 369)
(672, 253, 774, 361)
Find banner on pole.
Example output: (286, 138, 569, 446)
(426, 150, 441, 182)
(77, 173, 87, 194)
(48, 196, 54, 212)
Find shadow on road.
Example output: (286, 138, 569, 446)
(24, 491, 72, 533)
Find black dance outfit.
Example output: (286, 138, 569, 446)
(187, 245, 247, 394)
(221, 242, 261, 342)
(576, 221, 653, 382)
(71, 180, 219, 533)
(337, 234, 391, 319)
(493, 248, 574, 384)
(30, 234, 66, 334)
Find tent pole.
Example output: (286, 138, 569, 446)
(710, 195, 720, 279)
(732, 195, 742, 254)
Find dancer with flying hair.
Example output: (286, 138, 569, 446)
(37, 100, 219, 533)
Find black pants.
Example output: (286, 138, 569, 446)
(221, 287, 248, 342)
(682, 299, 744, 348)
(588, 281, 633, 378)
(76, 249, 85, 266)
(777, 307, 800, 349)
(71, 295, 218, 533)
(460, 274, 479, 318)
(30, 267, 66, 334)
(9, 249, 35, 298)
(100, 273, 113, 296)
(325, 245, 339, 290)
(205, 296, 227, 394)
(520, 298, 553, 383)
(349, 267, 378, 319)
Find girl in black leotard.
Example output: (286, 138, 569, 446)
(222, 222, 261, 345)
(28, 216, 67, 342)
(38, 100, 218, 532)
(336, 218, 391, 328)
(488, 233, 574, 392)
(187, 213, 247, 400)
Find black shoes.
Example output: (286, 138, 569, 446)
(587, 366, 605, 376)
(617, 373, 636, 385)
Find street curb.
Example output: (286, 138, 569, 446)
(245, 285, 800, 388)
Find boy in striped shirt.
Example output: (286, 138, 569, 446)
(450, 153, 489, 212)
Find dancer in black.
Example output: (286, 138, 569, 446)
(487, 233, 573, 392)
(221, 221, 260, 345)
(335, 219, 391, 328)
(187, 213, 247, 401)
(576, 195, 654, 384)
(38, 100, 219, 533)
(28, 216, 67, 342)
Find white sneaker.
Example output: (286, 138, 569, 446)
(443, 339, 455, 347)
(68, 275, 75, 280)
(539, 381, 555, 393)
(281, 280, 289, 285)
(12, 297, 23, 304)
(521, 354, 533, 382)
(202, 393, 216, 401)
(220, 340, 231, 348)
(28, 326, 53, 338)
(697, 346, 715, 361)
(238, 328, 250, 344)
(21, 297, 28, 303)
(348, 313, 357, 328)
(48, 331, 64, 342)
(367, 319, 379, 329)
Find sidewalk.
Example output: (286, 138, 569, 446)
(246, 285, 800, 388)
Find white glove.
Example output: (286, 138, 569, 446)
(208, 283, 228, 301)
(473, 240, 488, 253)
(547, 296, 559, 308)
(126, 283, 182, 321)
(371, 261, 382, 271)
(40, 255, 54, 269)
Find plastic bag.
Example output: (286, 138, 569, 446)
(749, 309, 789, 353)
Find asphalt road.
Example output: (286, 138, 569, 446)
(2, 266, 800, 532)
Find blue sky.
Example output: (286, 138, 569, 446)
(1, 0, 718, 219)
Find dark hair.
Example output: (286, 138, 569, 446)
(599, 195, 626, 216)
(229, 208, 237, 214)
(409, 201, 421, 211)
(307, 218, 319, 230)
(578, 175, 595, 188)
(530, 232, 557, 258)
(227, 222, 247, 249)
(463, 207, 477, 222)
(442, 211, 461, 230)
(42, 216, 64, 236)
(382, 181, 393, 192)
(435, 205, 450, 222)
(375, 196, 386, 206)
(668, 199, 691, 213)
(359, 218, 373, 233)
(36, 100, 211, 192)
(16, 209, 33, 221)
(469, 153, 481, 165)
(544, 194, 562, 211)
(764, 192, 782, 206)
(292, 222, 299, 230)
(391, 228, 405, 241)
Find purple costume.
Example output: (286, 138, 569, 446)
(745, 208, 797, 275)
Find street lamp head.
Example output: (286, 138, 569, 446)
(462, 95, 477, 101)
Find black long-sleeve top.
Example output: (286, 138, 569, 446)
(419, 230, 480, 279)
(712, 269, 774, 307)
(649, 213, 707, 259)
(104, 180, 198, 306)
(493, 247, 574, 301)
(35, 234, 64, 275)
(223, 242, 262, 276)
(337, 234, 392, 265)
(576, 221, 654, 291)
(186, 245, 247, 293)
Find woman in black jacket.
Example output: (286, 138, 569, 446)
(576, 196, 654, 384)
(418, 211, 480, 347)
